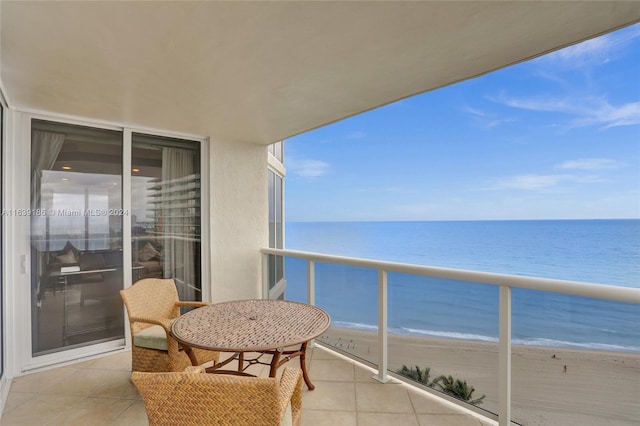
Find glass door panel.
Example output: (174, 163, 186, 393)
(31, 119, 124, 355)
(131, 133, 202, 301)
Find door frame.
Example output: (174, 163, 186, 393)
(8, 109, 209, 373)
(0, 85, 9, 411)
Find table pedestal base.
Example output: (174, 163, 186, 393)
(183, 341, 316, 390)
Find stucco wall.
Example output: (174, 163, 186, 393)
(208, 139, 268, 301)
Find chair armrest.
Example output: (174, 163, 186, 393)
(278, 368, 303, 416)
(175, 301, 210, 308)
(130, 316, 173, 332)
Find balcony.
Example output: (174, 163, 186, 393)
(1, 346, 491, 426)
(2, 248, 637, 425)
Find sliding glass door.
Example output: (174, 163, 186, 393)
(30, 119, 124, 355)
(131, 133, 202, 300)
(29, 118, 204, 359)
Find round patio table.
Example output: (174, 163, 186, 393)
(171, 299, 331, 390)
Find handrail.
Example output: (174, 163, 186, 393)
(261, 248, 640, 304)
(261, 247, 639, 426)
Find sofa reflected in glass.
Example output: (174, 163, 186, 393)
(32, 240, 125, 355)
(133, 238, 164, 279)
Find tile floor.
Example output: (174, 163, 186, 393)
(1, 345, 495, 425)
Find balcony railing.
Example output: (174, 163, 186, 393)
(261, 248, 640, 426)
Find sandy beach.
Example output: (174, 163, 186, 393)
(318, 327, 640, 426)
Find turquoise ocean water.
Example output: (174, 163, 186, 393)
(284, 219, 640, 352)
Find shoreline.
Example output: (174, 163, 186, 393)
(330, 323, 640, 354)
(317, 326, 640, 425)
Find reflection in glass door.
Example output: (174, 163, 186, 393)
(30, 119, 124, 355)
(131, 133, 202, 301)
(267, 141, 285, 300)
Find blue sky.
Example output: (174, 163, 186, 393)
(285, 24, 640, 222)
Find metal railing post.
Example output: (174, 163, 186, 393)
(373, 269, 391, 383)
(308, 260, 315, 306)
(261, 252, 269, 299)
(499, 285, 512, 426)
(307, 260, 319, 348)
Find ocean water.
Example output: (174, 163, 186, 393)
(284, 219, 640, 352)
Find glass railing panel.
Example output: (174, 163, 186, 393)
(282, 256, 308, 303)
(304, 261, 379, 366)
(511, 288, 640, 426)
(387, 273, 499, 415)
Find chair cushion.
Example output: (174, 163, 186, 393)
(133, 325, 168, 351)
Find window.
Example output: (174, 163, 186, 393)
(268, 142, 285, 299)
(268, 141, 284, 163)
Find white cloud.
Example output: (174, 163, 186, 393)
(287, 158, 329, 177)
(460, 105, 486, 117)
(354, 186, 406, 194)
(556, 158, 624, 171)
(347, 131, 366, 140)
(547, 36, 611, 67)
(487, 173, 608, 191)
(485, 117, 517, 129)
(461, 104, 516, 129)
(494, 94, 640, 129)
(489, 174, 572, 190)
(573, 101, 640, 129)
(491, 24, 640, 130)
(543, 23, 640, 68)
(496, 95, 574, 113)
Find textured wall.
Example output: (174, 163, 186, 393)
(208, 138, 268, 301)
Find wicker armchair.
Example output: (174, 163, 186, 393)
(132, 366, 303, 426)
(120, 278, 219, 372)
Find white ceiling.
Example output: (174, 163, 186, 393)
(2, 1, 639, 145)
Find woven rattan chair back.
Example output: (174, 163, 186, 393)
(132, 366, 303, 426)
(120, 278, 219, 372)
(121, 278, 180, 330)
